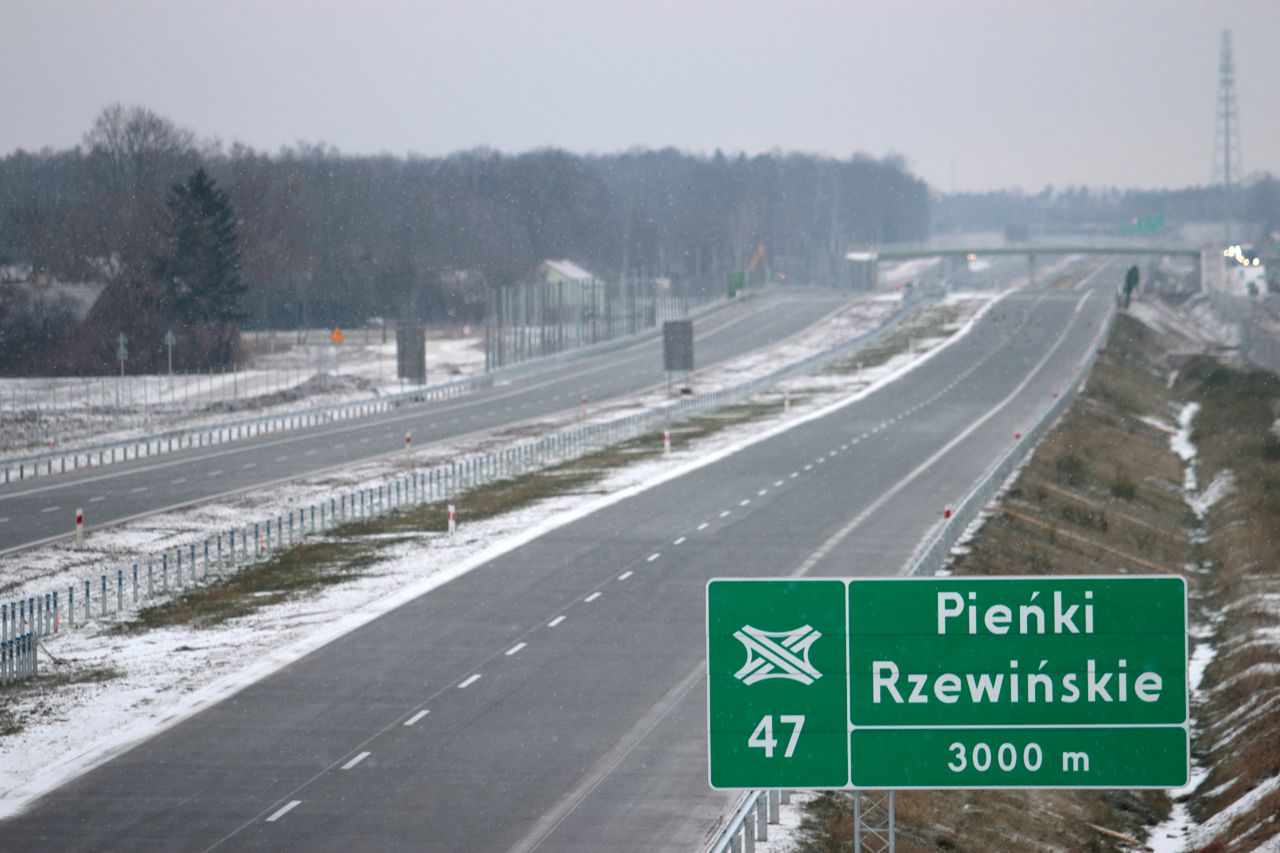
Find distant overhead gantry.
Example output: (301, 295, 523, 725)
(872, 243, 1202, 261)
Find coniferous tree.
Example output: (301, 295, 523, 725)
(162, 166, 245, 329)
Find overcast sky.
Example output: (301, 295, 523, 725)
(4, 0, 1277, 192)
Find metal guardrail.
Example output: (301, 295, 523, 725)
(1, 631, 38, 685)
(705, 298, 1117, 853)
(1, 372, 494, 484)
(708, 789, 789, 853)
(0, 296, 743, 485)
(6, 293, 928, 641)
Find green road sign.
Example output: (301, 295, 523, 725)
(706, 576, 1189, 790)
(726, 271, 745, 298)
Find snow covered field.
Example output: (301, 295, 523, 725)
(0, 332, 485, 456)
(0, 288, 999, 818)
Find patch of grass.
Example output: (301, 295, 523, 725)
(1054, 451, 1089, 486)
(0, 707, 22, 736)
(113, 400, 786, 632)
(114, 538, 382, 632)
(1110, 466, 1138, 500)
(0, 665, 124, 738)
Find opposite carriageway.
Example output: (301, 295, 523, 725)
(0, 289, 848, 556)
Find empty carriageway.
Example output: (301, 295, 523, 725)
(0, 265, 1118, 851)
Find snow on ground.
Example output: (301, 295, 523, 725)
(0, 332, 485, 457)
(1145, 397, 1225, 852)
(0, 290, 1001, 817)
(1128, 295, 1239, 354)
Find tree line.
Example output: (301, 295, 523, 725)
(0, 105, 931, 375)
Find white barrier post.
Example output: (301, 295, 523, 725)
(75, 508, 84, 548)
(783, 390, 790, 412)
(663, 429, 671, 455)
(448, 504, 456, 538)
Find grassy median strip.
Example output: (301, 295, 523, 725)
(1, 666, 124, 734)
(111, 402, 784, 632)
(821, 303, 968, 375)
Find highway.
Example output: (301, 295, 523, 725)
(0, 263, 1117, 850)
(0, 290, 848, 555)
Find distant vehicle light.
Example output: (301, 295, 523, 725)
(966, 253, 977, 261)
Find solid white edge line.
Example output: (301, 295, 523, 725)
(0, 286, 1015, 820)
(265, 800, 301, 822)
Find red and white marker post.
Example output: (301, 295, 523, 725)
(447, 504, 457, 537)
(943, 508, 952, 520)
(580, 393, 588, 418)
(405, 431, 412, 467)
(663, 429, 671, 455)
(75, 507, 84, 548)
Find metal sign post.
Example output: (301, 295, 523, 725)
(164, 329, 177, 393)
(115, 333, 129, 425)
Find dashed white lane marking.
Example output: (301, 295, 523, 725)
(758, 489, 767, 496)
(646, 553, 660, 562)
(404, 710, 430, 726)
(790, 471, 799, 478)
(618, 571, 633, 581)
(208, 470, 222, 476)
(739, 499, 750, 506)
(275, 455, 288, 462)
(341, 752, 371, 770)
(506, 642, 527, 656)
(241, 462, 255, 469)
(774, 480, 784, 487)
(306, 449, 318, 455)
(804, 464, 813, 471)
(171, 477, 187, 484)
(584, 592, 602, 602)
(360, 437, 370, 443)
(719, 510, 731, 518)
(266, 801, 301, 822)
(130, 486, 147, 493)
(0, 517, 8, 524)
(88, 495, 106, 503)
(458, 674, 482, 688)
(41, 505, 60, 513)
(548, 616, 566, 627)
(673, 536, 686, 545)
(697, 522, 709, 531)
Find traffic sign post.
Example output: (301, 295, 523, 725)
(707, 576, 1188, 791)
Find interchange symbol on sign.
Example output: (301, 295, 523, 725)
(732, 624, 823, 686)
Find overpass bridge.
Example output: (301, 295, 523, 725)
(874, 243, 1201, 261)
(861, 242, 1206, 289)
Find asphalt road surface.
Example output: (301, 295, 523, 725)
(0, 289, 849, 555)
(2, 264, 1115, 851)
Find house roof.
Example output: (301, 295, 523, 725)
(542, 259, 596, 282)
